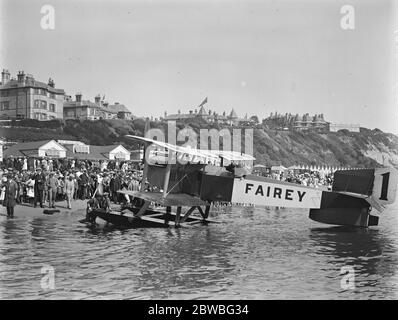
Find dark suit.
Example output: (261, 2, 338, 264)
(4, 180, 18, 217)
(34, 172, 45, 207)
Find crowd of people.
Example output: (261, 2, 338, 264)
(256, 169, 334, 189)
(0, 157, 144, 216)
(0, 156, 337, 218)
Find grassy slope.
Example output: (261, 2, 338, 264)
(1, 119, 397, 168)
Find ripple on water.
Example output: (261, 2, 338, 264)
(1, 204, 398, 299)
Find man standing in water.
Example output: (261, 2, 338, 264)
(65, 175, 75, 210)
(3, 174, 18, 217)
(33, 168, 45, 208)
(47, 172, 58, 208)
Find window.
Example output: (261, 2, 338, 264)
(0, 90, 9, 97)
(49, 93, 55, 99)
(49, 103, 56, 112)
(34, 100, 40, 108)
(40, 89, 46, 96)
(40, 101, 47, 110)
(0, 101, 10, 110)
(46, 149, 60, 157)
(34, 88, 39, 94)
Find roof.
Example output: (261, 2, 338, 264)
(64, 144, 106, 160)
(229, 108, 238, 118)
(107, 103, 130, 114)
(63, 100, 99, 109)
(165, 113, 196, 120)
(64, 144, 129, 160)
(0, 79, 65, 94)
(63, 101, 130, 115)
(3, 140, 64, 157)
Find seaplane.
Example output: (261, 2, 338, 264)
(85, 135, 397, 229)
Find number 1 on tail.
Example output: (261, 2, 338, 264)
(380, 172, 390, 201)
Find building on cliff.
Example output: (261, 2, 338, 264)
(264, 112, 329, 132)
(329, 123, 360, 132)
(163, 98, 255, 126)
(0, 69, 65, 120)
(63, 93, 131, 120)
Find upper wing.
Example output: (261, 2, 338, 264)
(125, 134, 255, 162)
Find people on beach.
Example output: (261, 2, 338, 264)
(33, 168, 45, 208)
(47, 172, 58, 208)
(0, 155, 335, 214)
(3, 174, 18, 217)
(65, 175, 75, 209)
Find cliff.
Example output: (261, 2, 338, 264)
(1, 119, 397, 168)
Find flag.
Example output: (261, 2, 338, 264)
(198, 97, 208, 107)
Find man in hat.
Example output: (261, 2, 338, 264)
(47, 172, 58, 208)
(3, 174, 18, 217)
(79, 168, 89, 200)
(33, 167, 45, 208)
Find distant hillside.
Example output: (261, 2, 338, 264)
(1, 119, 397, 168)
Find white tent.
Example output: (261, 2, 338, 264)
(253, 164, 267, 168)
(271, 165, 286, 172)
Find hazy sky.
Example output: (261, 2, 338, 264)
(1, 0, 397, 133)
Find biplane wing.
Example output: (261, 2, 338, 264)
(124, 134, 397, 228)
(117, 190, 209, 207)
(125, 135, 254, 163)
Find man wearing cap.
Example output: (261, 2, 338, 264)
(47, 172, 58, 208)
(3, 174, 18, 217)
(33, 168, 45, 208)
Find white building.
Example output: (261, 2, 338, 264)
(329, 123, 360, 132)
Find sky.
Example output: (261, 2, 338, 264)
(1, 0, 397, 133)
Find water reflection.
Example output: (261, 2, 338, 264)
(309, 225, 398, 298)
(0, 204, 398, 299)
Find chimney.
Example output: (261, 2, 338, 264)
(164, 111, 167, 118)
(1, 69, 10, 84)
(17, 70, 26, 85)
(76, 92, 82, 103)
(103, 101, 109, 108)
(48, 78, 55, 88)
(189, 110, 193, 114)
(94, 94, 101, 105)
(26, 74, 35, 85)
(114, 102, 119, 105)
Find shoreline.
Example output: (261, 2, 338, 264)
(0, 199, 88, 218)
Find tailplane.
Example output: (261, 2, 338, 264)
(309, 167, 397, 227)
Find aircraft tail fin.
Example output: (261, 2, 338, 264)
(370, 167, 398, 211)
(332, 167, 398, 213)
